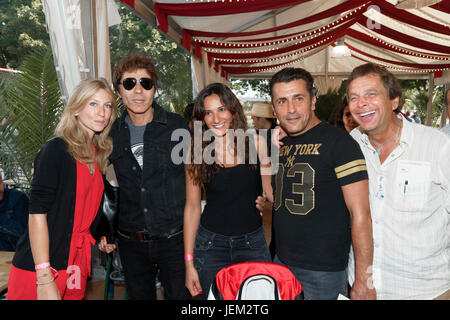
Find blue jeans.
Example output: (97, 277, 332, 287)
(194, 225, 271, 299)
(274, 255, 347, 300)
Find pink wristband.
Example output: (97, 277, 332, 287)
(35, 261, 59, 279)
(184, 253, 194, 261)
(35, 261, 50, 271)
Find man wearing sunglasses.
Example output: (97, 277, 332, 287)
(110, 54, 190, 300)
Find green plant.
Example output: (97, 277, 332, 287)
(0, 47, 63, 191)
(400, 79, 444, 127)
(315, 83, 347, 123)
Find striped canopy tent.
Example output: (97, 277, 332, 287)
(120, 0, 450, 103)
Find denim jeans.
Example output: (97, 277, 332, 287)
(117, 231, 190, 300)
(274, 255, 347, 300)
(194, 225, 271, 299)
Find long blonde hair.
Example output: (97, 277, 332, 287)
(55, 78, 118, 173)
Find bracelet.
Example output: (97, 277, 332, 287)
(184, 253, 194, 261)
(36, 278, 55, 286)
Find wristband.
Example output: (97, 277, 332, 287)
(184, 253, 194, 261)
(35, 261, 51, 271)
(35, 261, 59, 280)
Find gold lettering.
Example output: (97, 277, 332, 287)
(286, 155, 295, 168)
(305, 144, 314, 155)
(312, 143, 322, 155)
(281, 145, 293, 157)
(294, 144, 302, 156)
(299, 144, 307, 155)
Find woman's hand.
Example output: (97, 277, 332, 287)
(98, 236, 117, 253)
(36, 267, 61, 300)
(37, 280, 61, 300)
(255, 191, 273, 216)
(185, 264, 203, 297)
(256, 192, 267, 216)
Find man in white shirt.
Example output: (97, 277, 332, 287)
(346, 63, 450, 300)
(441, 88, 450, 136)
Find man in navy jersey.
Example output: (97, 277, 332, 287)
(269, 68, 376, 300)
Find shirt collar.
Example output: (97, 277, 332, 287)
(353, 113, 413, 150)
(398, 113, 414, 148)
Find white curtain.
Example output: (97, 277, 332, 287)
(42, 0, 120, 104)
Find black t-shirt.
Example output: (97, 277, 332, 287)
(273, 122, 368, 271)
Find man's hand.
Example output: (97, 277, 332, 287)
(350, 279, 376, 300)
(98, 236, 117, 253)
(271, 126, 287, 149)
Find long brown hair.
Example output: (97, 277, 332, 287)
(55, 78, 118, 173)
(187, 83, 251, 185)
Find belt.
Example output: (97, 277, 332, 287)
(117, 226, 183, 242)
(71, 232, 96, 277)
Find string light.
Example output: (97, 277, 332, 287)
(360, 25, 450, 60)
(193, 4, 367, 51)
(204, 31, 333, 54)
(364, 6, 450, 42)
(205, 32, 337, 58)
(224, 44, 328, 75)
(351, 51, 448, 73)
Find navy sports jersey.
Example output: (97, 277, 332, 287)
(273, 122, 368, 271)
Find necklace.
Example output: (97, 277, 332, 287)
(369, 120, 401, 156)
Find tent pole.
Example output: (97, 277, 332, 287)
(425, 73, 434, 126)
(325, 47, 329, 95)
(441, 84, 449, 128)
(92, 0, 98, 79)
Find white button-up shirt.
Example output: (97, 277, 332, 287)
(348, 115, 450, 299)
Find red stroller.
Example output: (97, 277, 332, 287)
(207, 261, 303, 300)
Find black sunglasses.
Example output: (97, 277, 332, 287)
(121, 77, 154, 91)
